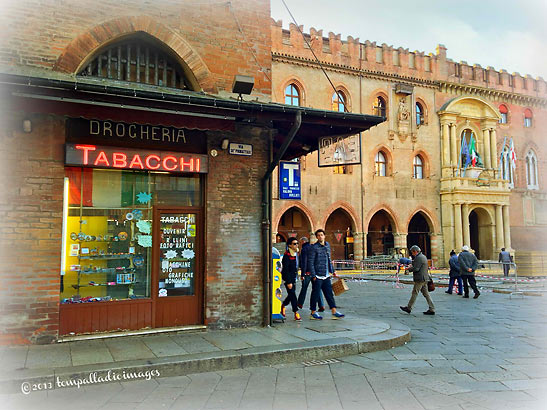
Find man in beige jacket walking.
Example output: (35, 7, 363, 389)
(400, 245, 435, 315)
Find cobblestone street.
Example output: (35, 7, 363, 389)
(4, 280, 547, 410)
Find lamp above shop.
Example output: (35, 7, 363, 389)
(232, 75, 254, 100)
(22, 119, 32, 133)
(221, 138, 230, 150)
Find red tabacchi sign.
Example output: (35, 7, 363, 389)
(65, 144, 208, 173)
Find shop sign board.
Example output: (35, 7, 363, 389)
(228, 142, 252, 156)
(279, 160, 301, 200)
(318, 134, 361, 167)
(65, 143, 208, 173)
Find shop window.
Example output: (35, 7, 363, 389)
(373, 96, 386, 117)
(61, 168, 202, 304)
(413, 155, 424, 179)
(78, 37, 194, 90)
(526, 150, 539, 189)
(524, 109, 533, 128)
(375, 151, 387, 176)
(284, 83, 300, 106)
(332, 90, 348, 112)
(333, 165, 351, 174)
(416, 102, 424, 126)
(499, 104, 508, 124)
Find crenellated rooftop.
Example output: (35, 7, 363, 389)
(271, 19, 547, 100)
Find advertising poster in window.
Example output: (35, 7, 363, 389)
(158, 213, 197, 297)
(318, 134, 361, 167)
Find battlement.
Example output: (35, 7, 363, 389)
(271, 19, 547, 99)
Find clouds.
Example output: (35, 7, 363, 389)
(272, 0, 547, 78)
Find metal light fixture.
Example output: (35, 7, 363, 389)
(221, 138, 230, 150)
(232, 75, 254, 100)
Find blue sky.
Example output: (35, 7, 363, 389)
(271, 0, 547, 79)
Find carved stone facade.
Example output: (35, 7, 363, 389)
(271, 21, 547, 271)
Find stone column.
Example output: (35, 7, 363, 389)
(442, 123, 450, 167)
(454, 203, 463, 251)
(362, 233, 368, 258)
(450, 124, 457, 167)
(462, 203, 470, 248)
(483, 128, 491, 169)
(495, 204, 504, 250)
(503, 205, 511, 249)
(490, 129, 498, 173)
(394, 233, 408, 249)
(354, 233, 364, 260)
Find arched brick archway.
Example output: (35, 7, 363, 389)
(54, 16, 215, 92)
(274, 202, 315, 244)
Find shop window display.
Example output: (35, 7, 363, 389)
(61, 168, 201, 304)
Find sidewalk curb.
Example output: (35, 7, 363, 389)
(1, 326, 410, 394)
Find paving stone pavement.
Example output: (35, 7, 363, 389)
(3, 280, 546, 410)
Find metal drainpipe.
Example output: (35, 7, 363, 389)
(262, 111, 302, 327)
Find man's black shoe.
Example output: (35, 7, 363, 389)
(423, 310, 435, 315)
(400, 306, 411, 314)
(445, 290, 452, 294)
(473, 293, 480, 299)
(463, 295, 469, 298)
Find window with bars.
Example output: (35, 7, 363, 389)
(78, 38, 193, 90)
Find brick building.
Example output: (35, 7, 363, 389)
(271, 22, 547, 272)
(0, 1, 382, 344)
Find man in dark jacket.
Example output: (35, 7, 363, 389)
(446, 250, 463, 295)
(280, 237, 301, 321)
(308, 229, 344, 320)
(297, 237, 324, 312)
(458, 245, 480, 298)
(400, 245, 435, 315)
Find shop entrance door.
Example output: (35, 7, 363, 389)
(154, 208, 203, 327)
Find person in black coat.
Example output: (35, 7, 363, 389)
(297, 237, 324, 311)
(446, 250, 463, 295)
(281, 237, 301, 321)
(458, 245, 480, 299)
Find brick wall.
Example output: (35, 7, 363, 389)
(205, 125, 269, 328)
(0, 0, 272, 98)
(0, 112, 65, 344)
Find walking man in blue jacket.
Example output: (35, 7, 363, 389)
(297, 237, 324, 312)
(308, 229, 345, 320)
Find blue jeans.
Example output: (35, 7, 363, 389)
(447, 277, 463, 294)
(297, 275, 324, 309)
(310, 277, 336, 311)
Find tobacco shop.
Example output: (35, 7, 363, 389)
(2, 73, 382, 341)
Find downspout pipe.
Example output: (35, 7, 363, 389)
(261, 111, 302, 327)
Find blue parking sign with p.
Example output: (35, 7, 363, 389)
(279, 161, 301, 200)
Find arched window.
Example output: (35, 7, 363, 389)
(500, 146, 514, 187)
(284, 84, 300, 106)
(78, 37, 194, 90)
(413, 155, 424, 179)
(373, 96, 386, 117)
(375, 151, 387, 176)
(524, 109, 533, 128)
(526, 150, 539, 189)
(416, 102, 424, 126)
(332, 91, 348, 112)
(499, 104, 508, 124)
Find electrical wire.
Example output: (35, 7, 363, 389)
(280, 0, 346, 111)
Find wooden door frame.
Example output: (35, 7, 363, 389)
(151, 206, 205, 328)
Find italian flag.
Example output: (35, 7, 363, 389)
(468, 137, 478, 167)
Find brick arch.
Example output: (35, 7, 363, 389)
(331, 83, 352, 112)
(411, 148, 432, 178)
(53, 15, 215, 92)
(368, 89, 389, 117)
(319, 201, 361, 232)
(371, 143, 394, 176)
(273, 201, 316, 234)
(364, 204, 401, 233)
(405, 207, 439, 234)
(279, 76, 307, 107)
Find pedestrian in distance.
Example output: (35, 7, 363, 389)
(458, 245, 480, 298)
(498, 247, 512, 277)
(400, 245, 435, 315)
(280, 237, 302, 321)
(308, 229, 345, 320)
(297, 236, 325, 312)
(446, 250, 463, 295)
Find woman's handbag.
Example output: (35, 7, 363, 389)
(427, 275, 435, 292)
